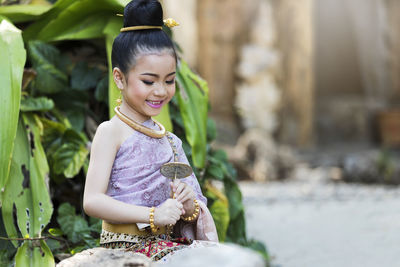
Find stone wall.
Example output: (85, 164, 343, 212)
(165, 0, 400, 149)
(386, 0, 400, 102)
(271, 0, 314, 147)
(314, 0, 400, 145)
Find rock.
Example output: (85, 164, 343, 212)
(156, 243, 265, 267)
(57, 247, 152, 267)
(232, 129, 297, 181)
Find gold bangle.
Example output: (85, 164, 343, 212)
(149, 207, 158, 233)
(181, 199, 200, 222)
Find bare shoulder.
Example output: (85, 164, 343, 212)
(91, 119, 122, 153)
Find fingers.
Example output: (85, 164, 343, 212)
(172, 181, 195, 203)
(176, 188, 193, 203)
(175, 182, 186, 197)
(156, 199, 185, 225)
(171, 180, 182, 194)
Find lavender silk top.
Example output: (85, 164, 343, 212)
(106, 119, 207, 208)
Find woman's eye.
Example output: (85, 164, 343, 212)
(142, 80, 154, 85)
(166, 79, 175, 85)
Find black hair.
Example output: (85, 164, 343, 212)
(111, 0, 177, 75)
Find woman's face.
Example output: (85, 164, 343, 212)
(121, 52, 176, 122)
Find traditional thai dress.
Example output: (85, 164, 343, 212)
(99, 119, 218, 261)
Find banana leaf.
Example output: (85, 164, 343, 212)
(0, 2, 51, 23)
(1, 118, 28, 247)
(103, 15, 122, 118)
(15, 240, 54, 267)
(2, 113, 53, 251)
(175, 60, 209, 168)
(23, 0, 125, 42)
(0, 18, 26, 203)
(22, 113, 53, 236)
(154, 104, 173, 132)
(205, 182, 229, 242)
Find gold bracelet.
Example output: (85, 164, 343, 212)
(149, 207, 158, 233)
(181, 199, 200, 222)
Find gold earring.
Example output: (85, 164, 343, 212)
(116, 90, 122, 105)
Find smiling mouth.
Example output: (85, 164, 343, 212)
(146, 100, 164, 108)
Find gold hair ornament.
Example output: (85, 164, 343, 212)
(120, 17, 179, 32)
(163, 18, 179, 27)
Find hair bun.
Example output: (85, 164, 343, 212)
(123, 0, 163, 27)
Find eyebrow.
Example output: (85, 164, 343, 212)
(140, 72, 176, 78)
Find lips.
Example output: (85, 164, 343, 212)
(146, 100, 164, 109)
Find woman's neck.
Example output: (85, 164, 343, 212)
(118, 102, 150, 123)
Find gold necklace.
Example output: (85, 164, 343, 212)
(114, 106, 166, 138)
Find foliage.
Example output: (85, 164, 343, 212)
(175, 60, 209, 168)
(0, 18, 54, 266)
(0, 18, 25, 204)
(47, 203, 101, 255)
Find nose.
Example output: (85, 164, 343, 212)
(153, 83, 167, 97)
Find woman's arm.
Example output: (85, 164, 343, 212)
(83, 121, 151, 223)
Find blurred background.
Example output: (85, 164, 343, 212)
(164, 0, 400, 183)
(165, 1, 400, 266)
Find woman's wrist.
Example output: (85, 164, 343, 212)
(183, 199, 195, 215)
(181, 199, 200, 222)
(149, 207, 158, 233)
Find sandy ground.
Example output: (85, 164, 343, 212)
(239, 179, 400, 267)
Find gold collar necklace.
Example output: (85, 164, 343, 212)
(114, 106, 166, 138)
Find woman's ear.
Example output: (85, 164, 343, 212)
(113, 67, 125, 90)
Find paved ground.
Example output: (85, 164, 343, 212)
(239, 179, 400, 267)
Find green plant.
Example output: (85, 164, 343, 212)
(47, 203, 101, 255)
(0, 17, 56, 266)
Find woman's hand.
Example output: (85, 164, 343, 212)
(153, 199, 183, 226)
(171, 180, 196, 215)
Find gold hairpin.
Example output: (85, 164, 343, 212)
(163, 18, 179, 28)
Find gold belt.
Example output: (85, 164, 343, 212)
(102, 221, 167, 236)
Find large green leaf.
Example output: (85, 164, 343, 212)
(23, 0, 124, 42)
(2, 114, 53, 251)
(154, 104, 173, 132)
(52, 131, 89, 178)
(1, 118, 29, 247)
(42, 119, 89, 178)
(15, 240, 54, 267)
(205, 183, 229, 242)
(224, 179, 247, 244)
(104, 15, 123, 118)
(0, 19, 26, 202)
(0, 3, 51, 23)
(48, 12, 110, 41)
(21, 113, 53, 236)
(57, 203, 91, 244)
(175, 60, 209, 168)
